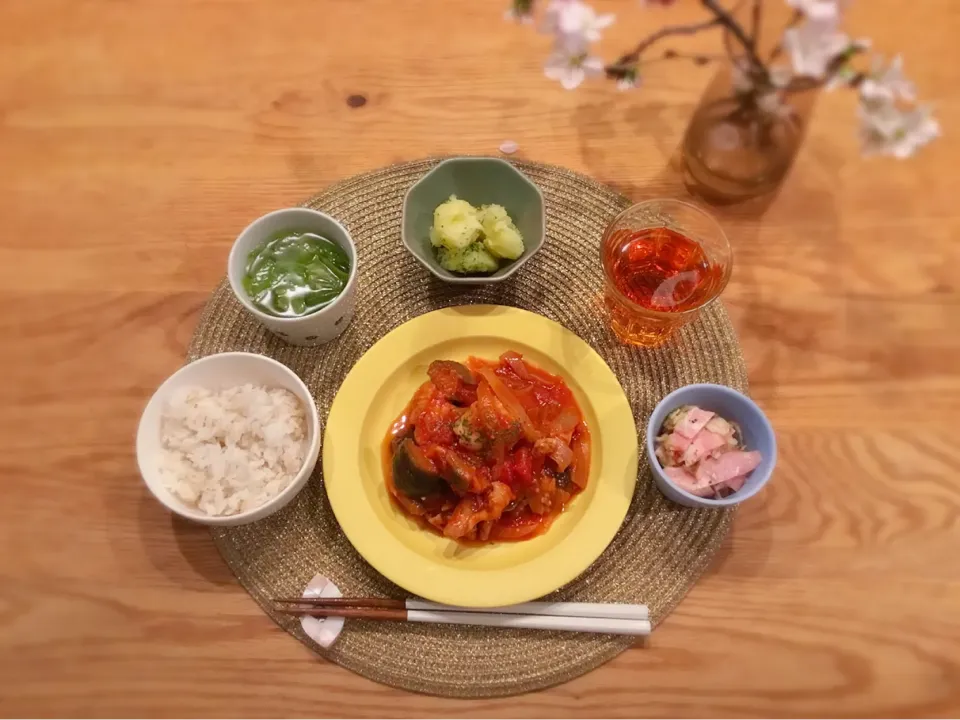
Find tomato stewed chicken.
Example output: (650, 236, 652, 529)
(383, 352, 591, 543)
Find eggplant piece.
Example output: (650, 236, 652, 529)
(547, 466, 573, 491)
(436, 447, 473, 493)
(427, 360, 478, 406)
(388, 420, 415, 454)
(428, 360, 475, 385)
(392, 439, 446, 498)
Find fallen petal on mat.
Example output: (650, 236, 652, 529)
(300, 574, 345, 648)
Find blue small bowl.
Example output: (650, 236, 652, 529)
(646, 384, 777, 508)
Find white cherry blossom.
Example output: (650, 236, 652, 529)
(860, 55, 915, 103)
(783, 17, 849, 78)
(859, 101, 939, 158)
(538, 0, 572, 34)
(786, 0, 846, 22)
(540, 0, 614, 45)
(544, 47, 605, 89)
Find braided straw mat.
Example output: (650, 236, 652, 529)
(187, 158, 746, 697)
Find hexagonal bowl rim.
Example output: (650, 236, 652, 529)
(400, 157, 545, 285)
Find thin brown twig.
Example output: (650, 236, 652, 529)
(605, 51, 726, 75)
(750, 0, 762, 50)
(664, 51, 728, 63)
(700, 0, 767, 75)
(720, 0, 748, 65)
(612, 16, 723, 67)
(768, 9, 803, 61)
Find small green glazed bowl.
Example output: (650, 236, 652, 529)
(401, 158, 545, 284)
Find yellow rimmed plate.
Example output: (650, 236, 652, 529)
(323, 305, 638, 607)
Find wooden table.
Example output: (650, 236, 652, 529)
(3, 0, 958, 716)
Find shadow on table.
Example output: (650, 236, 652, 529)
(703, 492, 774, 580)
(136, 489, 237, 590)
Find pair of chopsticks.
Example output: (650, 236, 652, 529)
(274, 597, 651, 636)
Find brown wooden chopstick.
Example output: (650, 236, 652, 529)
(273, 597, 405, 610)
(283, 606, 408, 621)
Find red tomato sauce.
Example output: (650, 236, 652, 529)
(382, 352, 591, 544)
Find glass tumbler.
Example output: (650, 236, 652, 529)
(601, 199, 732, 347)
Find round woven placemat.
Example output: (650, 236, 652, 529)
(187, 158, 746, 698)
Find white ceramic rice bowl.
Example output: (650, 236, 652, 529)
(136, 352, 320, 526)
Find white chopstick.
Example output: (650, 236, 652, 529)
(407, 608, 651, 636)
(405, 599, 649, 622)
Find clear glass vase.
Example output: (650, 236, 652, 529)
(682, 65, 815, 203)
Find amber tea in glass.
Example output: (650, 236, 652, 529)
(601, 199, 732, 346)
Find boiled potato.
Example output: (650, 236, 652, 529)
(437, 242, 499, 274)
(479, 204, 525, 260)
(432, 196, 483, 250)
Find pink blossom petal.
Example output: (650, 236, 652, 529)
(593, 13, 615, 30)
(499, 140, 519, 155)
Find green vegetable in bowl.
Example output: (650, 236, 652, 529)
(243, 230, 350, 317)
(430, 195, 525, 275)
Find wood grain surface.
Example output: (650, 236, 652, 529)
(2, 0, 959, 716)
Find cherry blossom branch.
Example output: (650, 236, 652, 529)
(721, 22, 745, 69)
(606, 50, 723, 78)
(604, 0, 769, 90)
(781, 44, 869, 94)
(608, 16, 723, 68)
(750, 0, 762, 50)
(507, 0, 939, 159)
(768, 9, 803, 62)
(699, 0, 767, 76)
(662, 50, 728, 64)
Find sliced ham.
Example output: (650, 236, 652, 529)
(674, 407, 715, 439)
(657, 405, 762, 499)
(680, 429, 728, 467)
(724, 474, 747, 492)
(695, 450, 762, 488)
(705, 416, 732, 437)
(664, 466, 715, 497)
(665, 432, 691, 453)
(656, 431, 691, 466)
